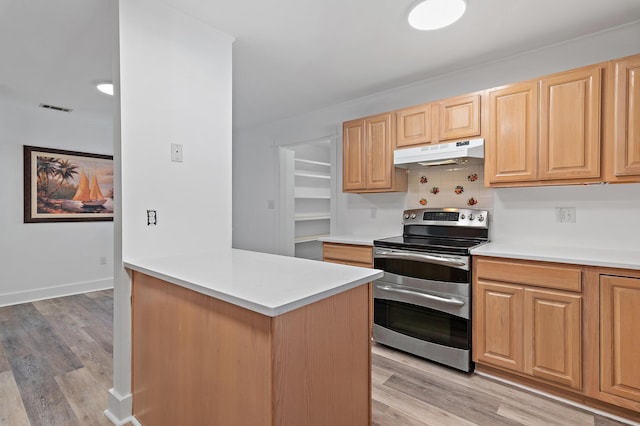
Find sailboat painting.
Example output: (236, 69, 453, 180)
(24, 146, 114, 223)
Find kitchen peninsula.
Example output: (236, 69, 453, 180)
(124, 249, 382, 425)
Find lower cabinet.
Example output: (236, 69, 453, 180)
(474, 279, 581, 389)
(474, 257, 640, 420)
(600, 275, 640, 404)
(322, 242, 374, 336)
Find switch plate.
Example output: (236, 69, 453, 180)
(556, 207, 576, 223)
(171, 143, 183, 162)
(100, 256, 107, 265)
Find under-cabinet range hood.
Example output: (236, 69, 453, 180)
(394, 138, 484, 168)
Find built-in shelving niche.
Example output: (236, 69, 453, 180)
(279, 138, 335, 260)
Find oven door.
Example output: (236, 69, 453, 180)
(373, 247, 470, 284)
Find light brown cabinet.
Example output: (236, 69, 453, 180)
(473, 258, 583, 390)
(322, 242, 373, 268)
(439, 93, 481, 141)
(487, 64, 604, 186)
(539, 66, 602, 180)
(131, 270, 371, 425)
(342, 113, 407, 193)
(606, 54, 640, 181)
(395, 92, 482, 150)
(474, 281, 524, 371)
(487, 81, 539, 183)
(599, 275, 640, 404)
(322, 242, 374, 336)
(474, 257, 640, 420)
(396, 103, 435, 148)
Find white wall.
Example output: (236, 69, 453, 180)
(0, 99, 113, 306)
(233, 21, 640, 254)
(492, 184, 640, 248)
(107, 0, 234, 423)
(119, 3, 233, 260)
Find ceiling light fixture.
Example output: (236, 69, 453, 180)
(408, 0, 466, 31)
(96, 82, 114, 96)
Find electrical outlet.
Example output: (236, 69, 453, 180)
(556, 207, 576, 223)
(100, 256, 107, 265)
(171, 143, 183, 162)
(147, 209, 157, 225)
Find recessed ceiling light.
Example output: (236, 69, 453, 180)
(96, 82, 114, 96)
(408, 0, 466, 31)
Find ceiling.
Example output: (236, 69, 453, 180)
(2, 0, 640, 129)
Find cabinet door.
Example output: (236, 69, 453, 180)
(524, 289, 582, 390)
(396, 103, 435, 148)
(600, 275, 640, 403)
(364, 113, 394, 189)
(343, 119, 365, 191)
(487, 82, 539, 183)
(474, 281, 524, 372)
(439, 93, 481, 141)
(612, 55, 640, 177)
(539, 66, 602, 180)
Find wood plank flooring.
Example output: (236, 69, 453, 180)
(0, 290, 633, 425)
(0, 291, 113, 426)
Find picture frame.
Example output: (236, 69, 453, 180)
(24, 145, 114, 223)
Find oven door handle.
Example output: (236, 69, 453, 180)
(376, 284, 465, 306)
(375, 250, 466, 268)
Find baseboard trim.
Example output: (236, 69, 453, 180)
(0, 278, 113, 307)
(475, 370, 640, 426)
(105, 388, 139, 425)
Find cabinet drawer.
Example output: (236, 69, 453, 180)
(323, 243, 373, 267)
(476, 258, 582, 292)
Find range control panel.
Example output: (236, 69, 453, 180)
(402, 208, 488, 228)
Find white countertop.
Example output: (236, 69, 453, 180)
(124, 248, 382, 317)
(472, 242, 640, 271)
(317, 234, 396, 246)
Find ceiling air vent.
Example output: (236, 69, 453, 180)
(39, 103, 73, 113)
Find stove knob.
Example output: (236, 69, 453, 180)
(477, 214, 485, 222)
(460, 214, 465, 219)
(468, 214, 474, 220)
(404, 214, 410, 219)
(410, 213, 417, 219)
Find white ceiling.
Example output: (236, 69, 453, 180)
(2, 0, 640, 129)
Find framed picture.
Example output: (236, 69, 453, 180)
(24, 145, 114, 223)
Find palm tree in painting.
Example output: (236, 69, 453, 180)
(36, 156, 59, 198)
(48, 159, 79, 199)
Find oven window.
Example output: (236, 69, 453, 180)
(374, 299, 470, 349)
(374, 257, 469, 283)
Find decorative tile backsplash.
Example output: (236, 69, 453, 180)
(406, 164, 493, 210)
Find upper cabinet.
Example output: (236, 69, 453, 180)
(395, 91, 483, 149)
(606, 54, 640, 181)
(343, 113, 408, 193)
(487, 81, 539, 183)
(539, 67, 602, 180)
(487, 63, 605, 186)
(396, 104, 435, 148)
(439, 93, 481, 141)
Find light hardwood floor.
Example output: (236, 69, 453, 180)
(0, 290, 632, 425)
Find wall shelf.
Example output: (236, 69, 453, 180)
(280, 138, 335, 260)
(295, 158, 331, 168)
(294, 213, 331, 222)
(294, 234, 331, 244)
(294, 187, 331, 199)
(295, 171, 331, 179)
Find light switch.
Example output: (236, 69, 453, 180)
(171, 143, 183, 162)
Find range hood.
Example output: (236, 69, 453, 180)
(394, 138, 484, 168)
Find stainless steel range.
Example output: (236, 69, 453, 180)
(372, 207, 489, 372)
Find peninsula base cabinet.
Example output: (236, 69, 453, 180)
(473, 257, 640, 422)
(131, 271, 371, 426)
